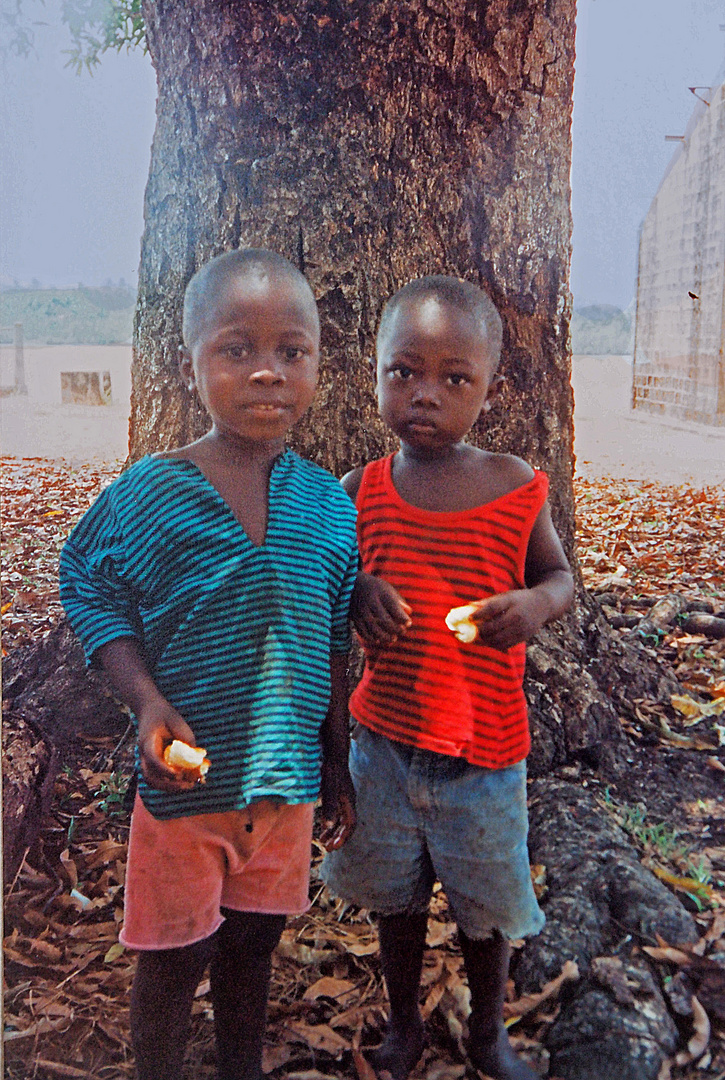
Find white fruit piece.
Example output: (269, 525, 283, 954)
(163, 739, 211, 778)
(445, 604, 480, 643)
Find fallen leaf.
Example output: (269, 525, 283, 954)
(32, 1061, 91, 1078)
(658, 717, 719, 751)
(504, 960, 579, 1019)
(287, 1074, 338, 1080)
(426, 921, 457, 948)
(288, 1021, 350, 1057)
(657, 1059, 672, 1080)
(104, 942, 125, 963)
(651, 865, 713, 901)
(675, 994, 710, 1064)
(3, 1016, 71, 1040)
(303, 975, 356, 1002)
(261, 1042, 293, 1073)
(345, 939, 380, 957)
(643, 945, 693, 965)
(671, 694, 725, 722)
(353, 1048, 378, 1080)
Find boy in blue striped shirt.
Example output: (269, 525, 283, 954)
(60, 249, 359, 1080)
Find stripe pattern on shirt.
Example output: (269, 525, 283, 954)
(60, 452, 358, 819)
(349, 455, 549, 769)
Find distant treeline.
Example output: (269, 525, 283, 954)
(1, 288, 633, 354)
(0, 286, 135, 345)
(571, 304, 634, 356)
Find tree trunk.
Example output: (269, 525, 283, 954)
(131, 0, 576, 553)
(2, 711, 58, 888)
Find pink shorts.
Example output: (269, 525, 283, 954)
(120, 794, 314, 950)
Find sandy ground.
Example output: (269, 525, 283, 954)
(1, 352, 724, 486)
(571, 355, 725, 487)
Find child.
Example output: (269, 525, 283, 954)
(60, 249, 359, 1080)
(322, 276, 574, 1080)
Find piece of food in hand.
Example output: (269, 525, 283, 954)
(445, 604, 480, 643)
(163, 740, 210, 781)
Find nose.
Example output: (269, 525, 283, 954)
(249, 364, 285, 385)
(411, 380, 440, 408)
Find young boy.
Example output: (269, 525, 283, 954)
(322, 276, 574, 1080)
(60, 249, 359, 1080)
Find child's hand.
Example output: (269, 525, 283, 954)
(137, 700, 201, 793)
(319, 757, 357, 851)
(470, 589, 550, 651)
(352, 571, 412, 648)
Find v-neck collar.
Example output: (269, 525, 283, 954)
(149, 450, 292, 551)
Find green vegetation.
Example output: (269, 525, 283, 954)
(571, 304, 634, 356)
(601, 789, 718, 910)
(602, 790, 682, 860)
(0, 286, 134, 344)
(3, 0, 146, 69)
(62, 0, 146, 73)
(97, 770, 131, 817)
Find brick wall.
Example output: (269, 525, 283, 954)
(632, 80, 725, 426)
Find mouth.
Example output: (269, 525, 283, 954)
(243, 402, 290, 415)
(406, 418, 438, 435)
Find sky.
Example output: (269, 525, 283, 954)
(2, 0, 724, 308)
(572, 0, 725, 309)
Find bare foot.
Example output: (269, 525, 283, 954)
(369, 1016, 426, 1080)
(466, 1023, 539, 1080)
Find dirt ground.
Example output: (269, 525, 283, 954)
(2, 352, 724, 484)
(571, 355, 725, 486)
(3, 356, 724, 1080)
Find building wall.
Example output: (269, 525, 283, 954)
(633, 80, 725, 425)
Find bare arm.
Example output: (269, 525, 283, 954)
(471, 501, 574, 650)
(318, 653, 356, 850)
(341, 467, 413, 647)
(523, 500, 575, 620)
(96, 637, 199, 793)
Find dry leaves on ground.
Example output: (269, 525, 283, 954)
(1, 457, 122, 652)
(2, 461, 725, 1079)
(575, 478, 725, 753)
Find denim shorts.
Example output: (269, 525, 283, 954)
(321, 726, 545, 941)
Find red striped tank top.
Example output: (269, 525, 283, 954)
(349, 455, 549, 769)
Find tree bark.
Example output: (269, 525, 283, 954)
(131, 0, 576, 555)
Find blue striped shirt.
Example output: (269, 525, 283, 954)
(59, 451, 358, 819)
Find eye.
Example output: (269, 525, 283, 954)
(447, 373, 470, 386)
(284, 346, 308, 362)
(388, 364, 413, 380)
(223, 343, 250, 361)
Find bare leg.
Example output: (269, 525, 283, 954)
(210, 909, 286, 1080)
(459, 928, 539, 1080)
(369, 911, 428, 1080)
(130, 935, 215, 1080)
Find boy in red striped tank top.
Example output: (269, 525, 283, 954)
(322, 277, 574, 1080)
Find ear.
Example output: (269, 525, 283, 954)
(368, 356, 378, 388)
(479, 373, 504, 415)
(179, 346, 196, 393)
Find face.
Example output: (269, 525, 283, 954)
(375, 296, 501, 452)
(181, 269, 320, 447)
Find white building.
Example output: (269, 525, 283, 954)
(632, 69, 725, 426)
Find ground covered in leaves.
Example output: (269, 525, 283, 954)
(2, 458, 725, 1080)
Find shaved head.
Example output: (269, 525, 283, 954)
(183, 249, 318, 350)
(377, 276, 503, 368)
